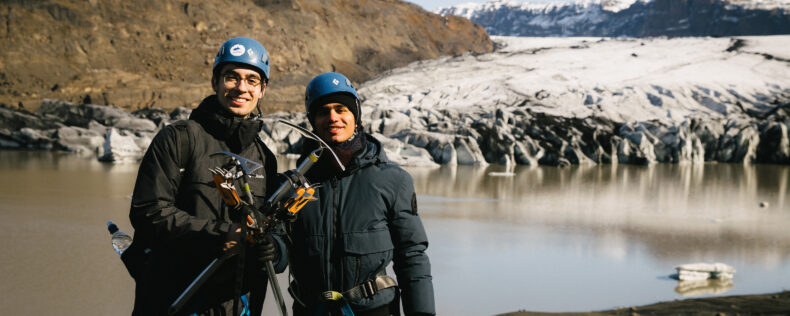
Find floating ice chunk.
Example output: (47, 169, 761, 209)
(675, 262, 736, 281)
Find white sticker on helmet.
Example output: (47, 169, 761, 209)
(230, 44, 245, 56)
(247, 48, 254, 57)
(332, 78, 339, 85)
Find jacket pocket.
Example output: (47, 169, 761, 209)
(343, 229, 393, 255)
(343, 229, 394, 288)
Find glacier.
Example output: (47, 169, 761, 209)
(343, 35, 790, 166)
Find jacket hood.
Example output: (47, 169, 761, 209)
(347, 134, 387, 171)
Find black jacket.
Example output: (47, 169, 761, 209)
(128, 96, 286, 315)
(288, 135, 435, 315)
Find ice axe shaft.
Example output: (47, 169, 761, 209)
(266, 260, 287, 316)
(227, 155, 287, 316)
(168, 252, 233, 315)
(169, 120, 340, 316)
(267, 147, 321, 206)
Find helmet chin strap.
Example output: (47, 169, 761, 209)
(253, 81, 267, 118)
(354, 99, 361, 127)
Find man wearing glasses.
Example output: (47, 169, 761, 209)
(128, 37, 285, 315)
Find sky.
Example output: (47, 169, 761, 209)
(406, 0, 571, 11)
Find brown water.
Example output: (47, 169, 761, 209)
(407, 162, 790, 314)
(0, 149, 788, 315)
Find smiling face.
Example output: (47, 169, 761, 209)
(212, 64, 266, 117)
(313, 102, 357, 143)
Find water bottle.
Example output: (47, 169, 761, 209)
(107, 220, 132, 255)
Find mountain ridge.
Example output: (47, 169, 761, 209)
(438, 0, 790, 37)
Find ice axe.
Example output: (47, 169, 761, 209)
(168, 120, 344, 316)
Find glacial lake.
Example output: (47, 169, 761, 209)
(0, 149, 788, 315)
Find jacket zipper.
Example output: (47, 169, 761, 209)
(329, 178, 340, 290)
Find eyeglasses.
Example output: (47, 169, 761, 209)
(222, 73, 262, 88)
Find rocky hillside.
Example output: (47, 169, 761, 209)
(0, 0, 492, 113)
(438, 0, 790, 37)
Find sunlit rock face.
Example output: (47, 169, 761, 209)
(438, 0, 790, 37)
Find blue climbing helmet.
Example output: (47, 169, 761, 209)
(304, 72, 360, 124)
(213, 37, 270, 81)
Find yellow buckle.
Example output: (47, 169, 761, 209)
(320, 291, 343, 302)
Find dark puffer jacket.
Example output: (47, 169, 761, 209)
(288, 135, 435, 315)
(128, 95, 286, 316)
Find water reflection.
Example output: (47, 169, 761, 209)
(406, 163, 790, 241)
(1, 150, 788, 315)
(408, 163, 788, 214)
(0, 149, 140, 173)
(405, 162, 790, 312)
(675, 279, 734, 297)
(408, 163, 790, 262)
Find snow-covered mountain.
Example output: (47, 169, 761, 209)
(437, 0, 790, 37)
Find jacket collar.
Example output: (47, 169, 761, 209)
(189, 95, 263, 154)
(302, 134, 388, 183)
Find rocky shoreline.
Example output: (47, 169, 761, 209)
(1, 98, 788, 166)
(498, 290, 790, 316)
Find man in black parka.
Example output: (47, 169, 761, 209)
(287, 72, 435, 316)
(128, 37, 286, 316)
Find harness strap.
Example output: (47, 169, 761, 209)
(311, 273, 396, 316)
(239, 294, 250, 316)
(187, 294, 249, 316)
(314, 296, 355, 316)
(342, 274, 397, 302)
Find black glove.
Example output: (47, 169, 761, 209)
(223, 223, 245, 254)
(230, 204, 256, 223)
(255, 233, 279, 265)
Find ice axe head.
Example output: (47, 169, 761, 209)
(210, 151, 262, 176)
(210, 168, 241, 207)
